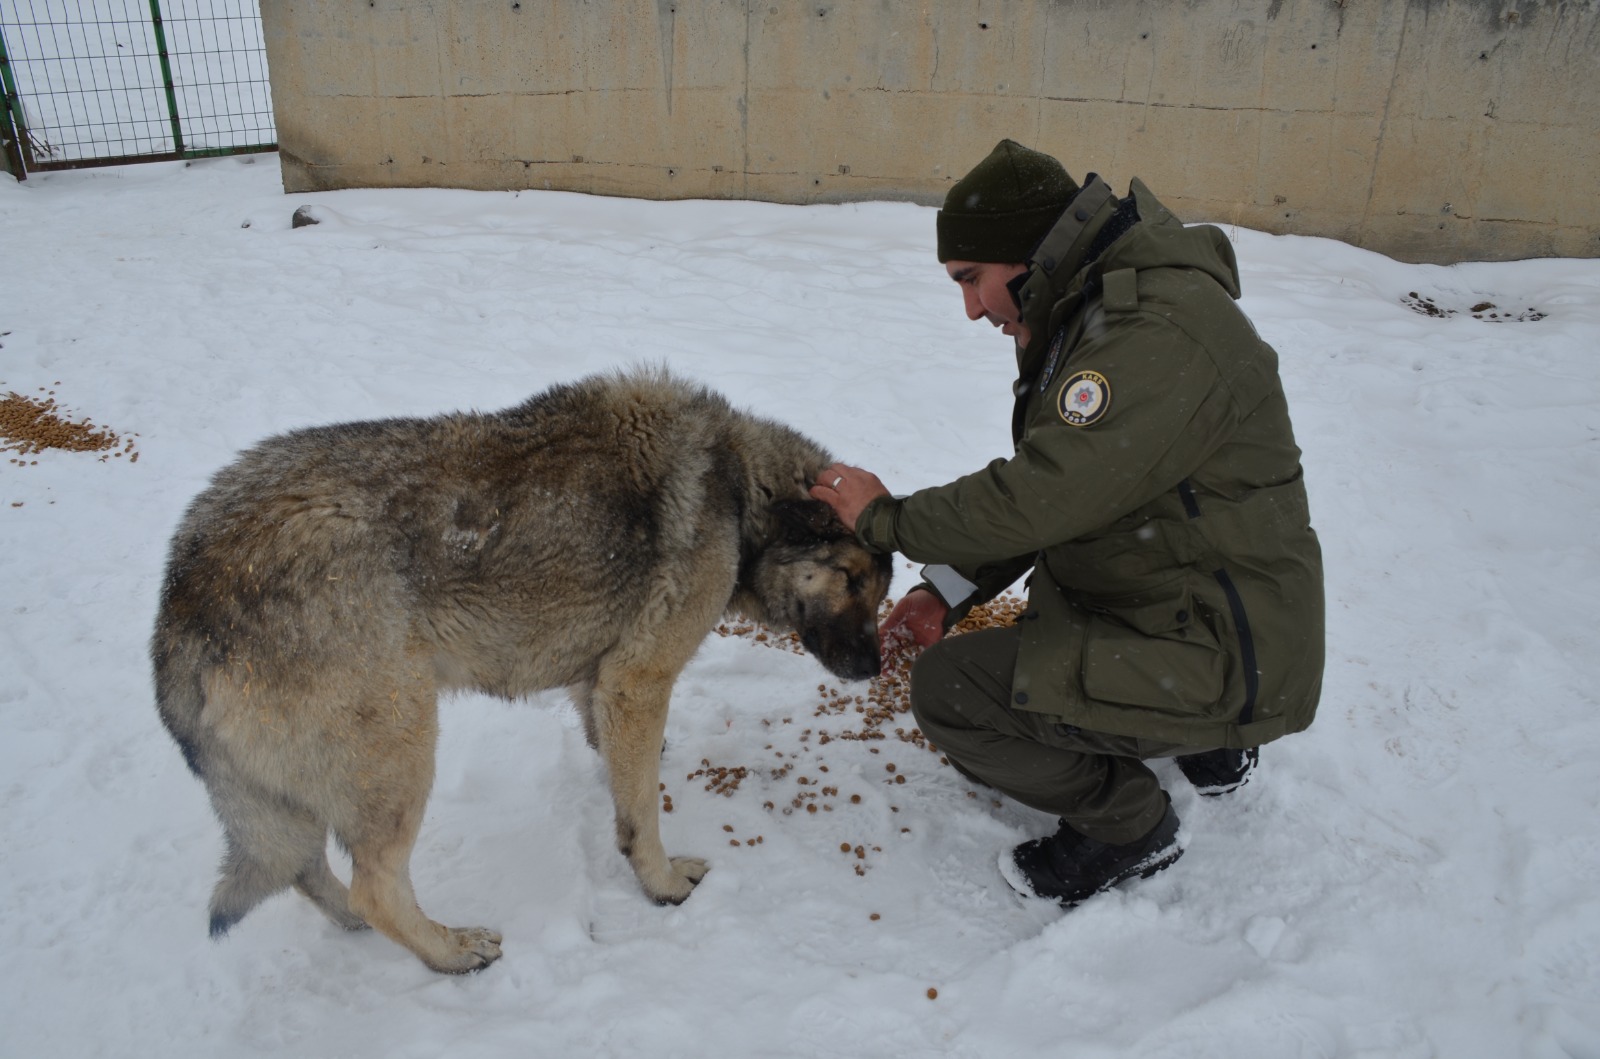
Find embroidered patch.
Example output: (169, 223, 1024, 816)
(1057, 370, 1111, 426)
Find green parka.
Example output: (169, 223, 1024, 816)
(857, 177, 1324, 749)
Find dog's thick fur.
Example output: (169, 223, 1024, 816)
(153, 368, 892, 973)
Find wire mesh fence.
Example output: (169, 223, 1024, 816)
(0, 0, 274, 175)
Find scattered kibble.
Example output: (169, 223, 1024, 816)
(694, 597, 1025, 874)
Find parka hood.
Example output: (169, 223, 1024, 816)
(1105, 179, 1242, 298)
(1014, 177, 1243, 380)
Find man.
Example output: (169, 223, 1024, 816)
(811, 139, 1324, 908)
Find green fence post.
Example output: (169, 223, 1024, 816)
(147, 0, 186, 157)
(0, 23, 28, 178)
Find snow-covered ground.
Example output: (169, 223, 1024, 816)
(2, 156, 1597, 1058)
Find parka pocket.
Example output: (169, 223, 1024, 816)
(1080, 610, 1227, 718)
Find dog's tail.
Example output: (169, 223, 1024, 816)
(152, 613, 209, 779)
(153, 593, 354, 939)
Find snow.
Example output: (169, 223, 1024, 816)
(2, 155, 1598, 1058)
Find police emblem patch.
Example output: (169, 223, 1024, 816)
(1057, 370, 1111, 426)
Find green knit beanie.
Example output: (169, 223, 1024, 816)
(936, 139, 1080, 263)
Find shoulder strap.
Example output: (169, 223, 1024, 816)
(1101, 268, 1138, 312)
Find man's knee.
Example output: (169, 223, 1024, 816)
(909, 630, 1014, 735)
(908, 639, 964, 732)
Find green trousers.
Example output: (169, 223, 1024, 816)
(910, 625, 1194, 844)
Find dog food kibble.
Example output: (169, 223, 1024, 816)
(1, 386, 139, 464)
(869, 913, 880, 921)
(927, 987, 938, 1000)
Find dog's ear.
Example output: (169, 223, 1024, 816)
(771, 497, 848, 542)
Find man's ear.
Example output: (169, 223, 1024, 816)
(771, 497, 848, 542)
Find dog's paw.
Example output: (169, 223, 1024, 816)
(673, 856, 709, 884)
(427, 926, 504, 974)
(650, 858, 710, 906)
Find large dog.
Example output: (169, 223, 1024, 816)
(153, 368, 892, 973)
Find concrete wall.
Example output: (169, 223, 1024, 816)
(261, 0, 1600, 264)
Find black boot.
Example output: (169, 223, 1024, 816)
(999, 796, 1183, 907)
(1175, 746, 1258, 796)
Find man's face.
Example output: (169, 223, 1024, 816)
(946, 260, 1031, 346)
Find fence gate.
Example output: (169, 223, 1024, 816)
(0, 0, 274, 178)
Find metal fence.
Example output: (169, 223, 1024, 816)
(0, 0, 275, 178)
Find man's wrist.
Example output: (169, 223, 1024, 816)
(854, 494, 900, 552)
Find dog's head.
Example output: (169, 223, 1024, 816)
(741, 499, 894, 681)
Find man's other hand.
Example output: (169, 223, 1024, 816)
(881, 588, 949, 661)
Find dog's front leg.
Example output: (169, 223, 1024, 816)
(590, 669, 707, 904)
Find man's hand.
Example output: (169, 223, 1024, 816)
(881, 587, 949, 661)
(810, 462, 890, 533)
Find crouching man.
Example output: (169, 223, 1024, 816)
(813, 139, 1324, 908)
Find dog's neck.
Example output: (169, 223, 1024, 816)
(723, 416, 829, 620)
(726, 417, 827, 546)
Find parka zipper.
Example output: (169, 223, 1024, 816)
(1177, 478, 1260, 726)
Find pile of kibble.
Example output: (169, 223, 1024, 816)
(1, 383, 139, 466)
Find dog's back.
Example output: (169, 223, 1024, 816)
(155, 371, 742, 749)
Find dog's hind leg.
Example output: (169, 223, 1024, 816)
(294, 850, 368, 932)
(339, 686, 502, 974)
(344, 810, 503, 973)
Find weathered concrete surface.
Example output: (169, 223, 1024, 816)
(262, 0, 1599, 263)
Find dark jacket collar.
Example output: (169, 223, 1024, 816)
(1011, 174, 1130, 383)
